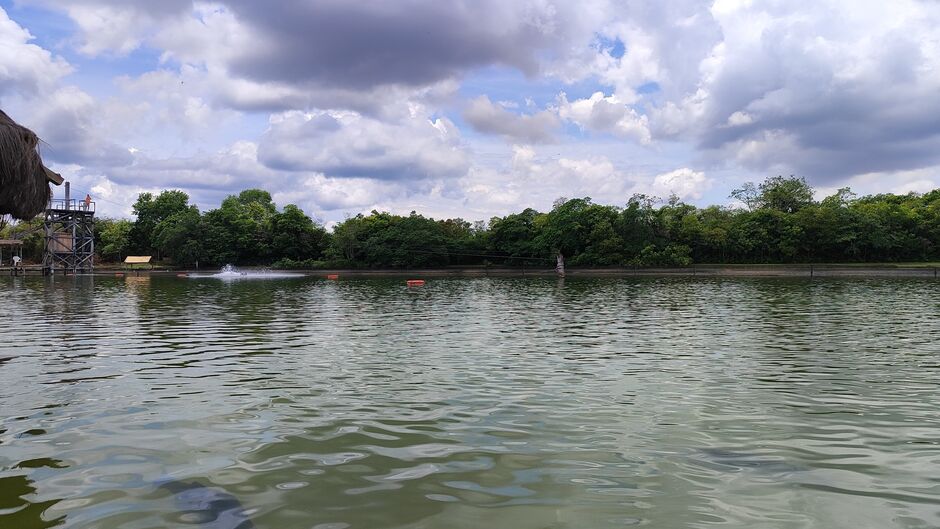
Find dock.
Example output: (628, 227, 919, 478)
(0, 265, 47, 276)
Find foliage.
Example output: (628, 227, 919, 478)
(731, 175, 814, 213)
(129, 190, 191, 258)
(325, 211, 454, 268)
(631, 244, 693, 267)
(152, 206, 202, 266)
(106, 176, 940, 268)
(487, 208, 543, 262)
(270, 258, 337, 270)
(0, 217, 44, 262)
(271, 204, 328, 261)
(97, 218, 132, 262)
(116, 188, 329, 267)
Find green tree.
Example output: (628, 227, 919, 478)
(438, 217, 484, 265)
(920, 189, 940, 259)
(729, 209, 803, 262)
(851, 194, 922, 261)
(271, 204, 327, 261)
(129, 190, 192, 257)
(111, 180, 940, 269)
(98, 219, 132, 262)
(152, 206, 203, 266)
(0, 217, 44, 262)
(327, 211, 460, 268)
(730, 182, 760, 211)
(199, 209, 237, 266)
(731, 176, 815, 214)
(206, 189, 278, 264)
(487, 208, 544, 264)
(359, 212, 450, 268)
(795, 189, 861, 261)
(759, 176, 815, 213)
(536, 198, 594, 264)
(328, 214, 367, 263)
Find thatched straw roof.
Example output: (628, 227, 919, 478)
(0, 109, 62, 220)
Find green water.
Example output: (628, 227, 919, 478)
(1, 275, 939, 528)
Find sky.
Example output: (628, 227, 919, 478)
(1, 0, 939, 226)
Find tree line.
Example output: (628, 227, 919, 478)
(3, 176, 940, 267)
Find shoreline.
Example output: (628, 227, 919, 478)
(7, 264, 938, 278)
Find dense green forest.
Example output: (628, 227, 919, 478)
(4, 176, 940, 268)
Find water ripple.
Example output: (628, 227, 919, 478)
(1, 276, 939, 528)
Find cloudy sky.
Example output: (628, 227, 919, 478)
(2, 0, 939, 225)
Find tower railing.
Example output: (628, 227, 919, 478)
(47, 198, 96, 213)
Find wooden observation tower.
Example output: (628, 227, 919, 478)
(43, 182, 95, 274)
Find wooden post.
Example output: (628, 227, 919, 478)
(555, 252, 565, 278)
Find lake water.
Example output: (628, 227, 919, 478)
(1, 275, 939, 528)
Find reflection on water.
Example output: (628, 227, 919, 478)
(154, 479, 257, 528)
(0, 474, 64, 528)
(1, 276, 939, 528)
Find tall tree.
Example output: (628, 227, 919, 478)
(271, 204, 327, 261)
(152, 206, 203, 265)
(731, 176, 815, 214)
(129, 190, 192, 257)
(116, 178, 940, 268)
(208, 189, 278, 264)
(98, 219, 133, 262)
(487, 208, 543, 263)
(759, 176, 815, 214)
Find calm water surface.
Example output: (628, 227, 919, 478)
(1, 276, 939, 528)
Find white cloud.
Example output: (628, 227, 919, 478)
(557, 91, 651, 144)
(257, 109, 470, 181)
(35, 0, 192, 56)
(115, 68, 241, 142)
(816, 166, 940, 201)
(26, 86, 134, 168)
(66, 5, 147, 55)
(650, 168, 711, 201)
(463, 95, 559, 143)
(8, 0, 940, 226)
(467, 145, 636, 213)
(655, 0, 940, 180)
(39, 0, 598, 110)
(726, 111, 753, 126)
(0, 7, 72, 99)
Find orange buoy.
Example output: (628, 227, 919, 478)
(114, 272, 124, 277)
(327, 274, 339, 280)
(406, 279, 425, 287)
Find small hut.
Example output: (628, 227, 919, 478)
(0, 110, 63, 220)
(0, 239, 23, 267)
